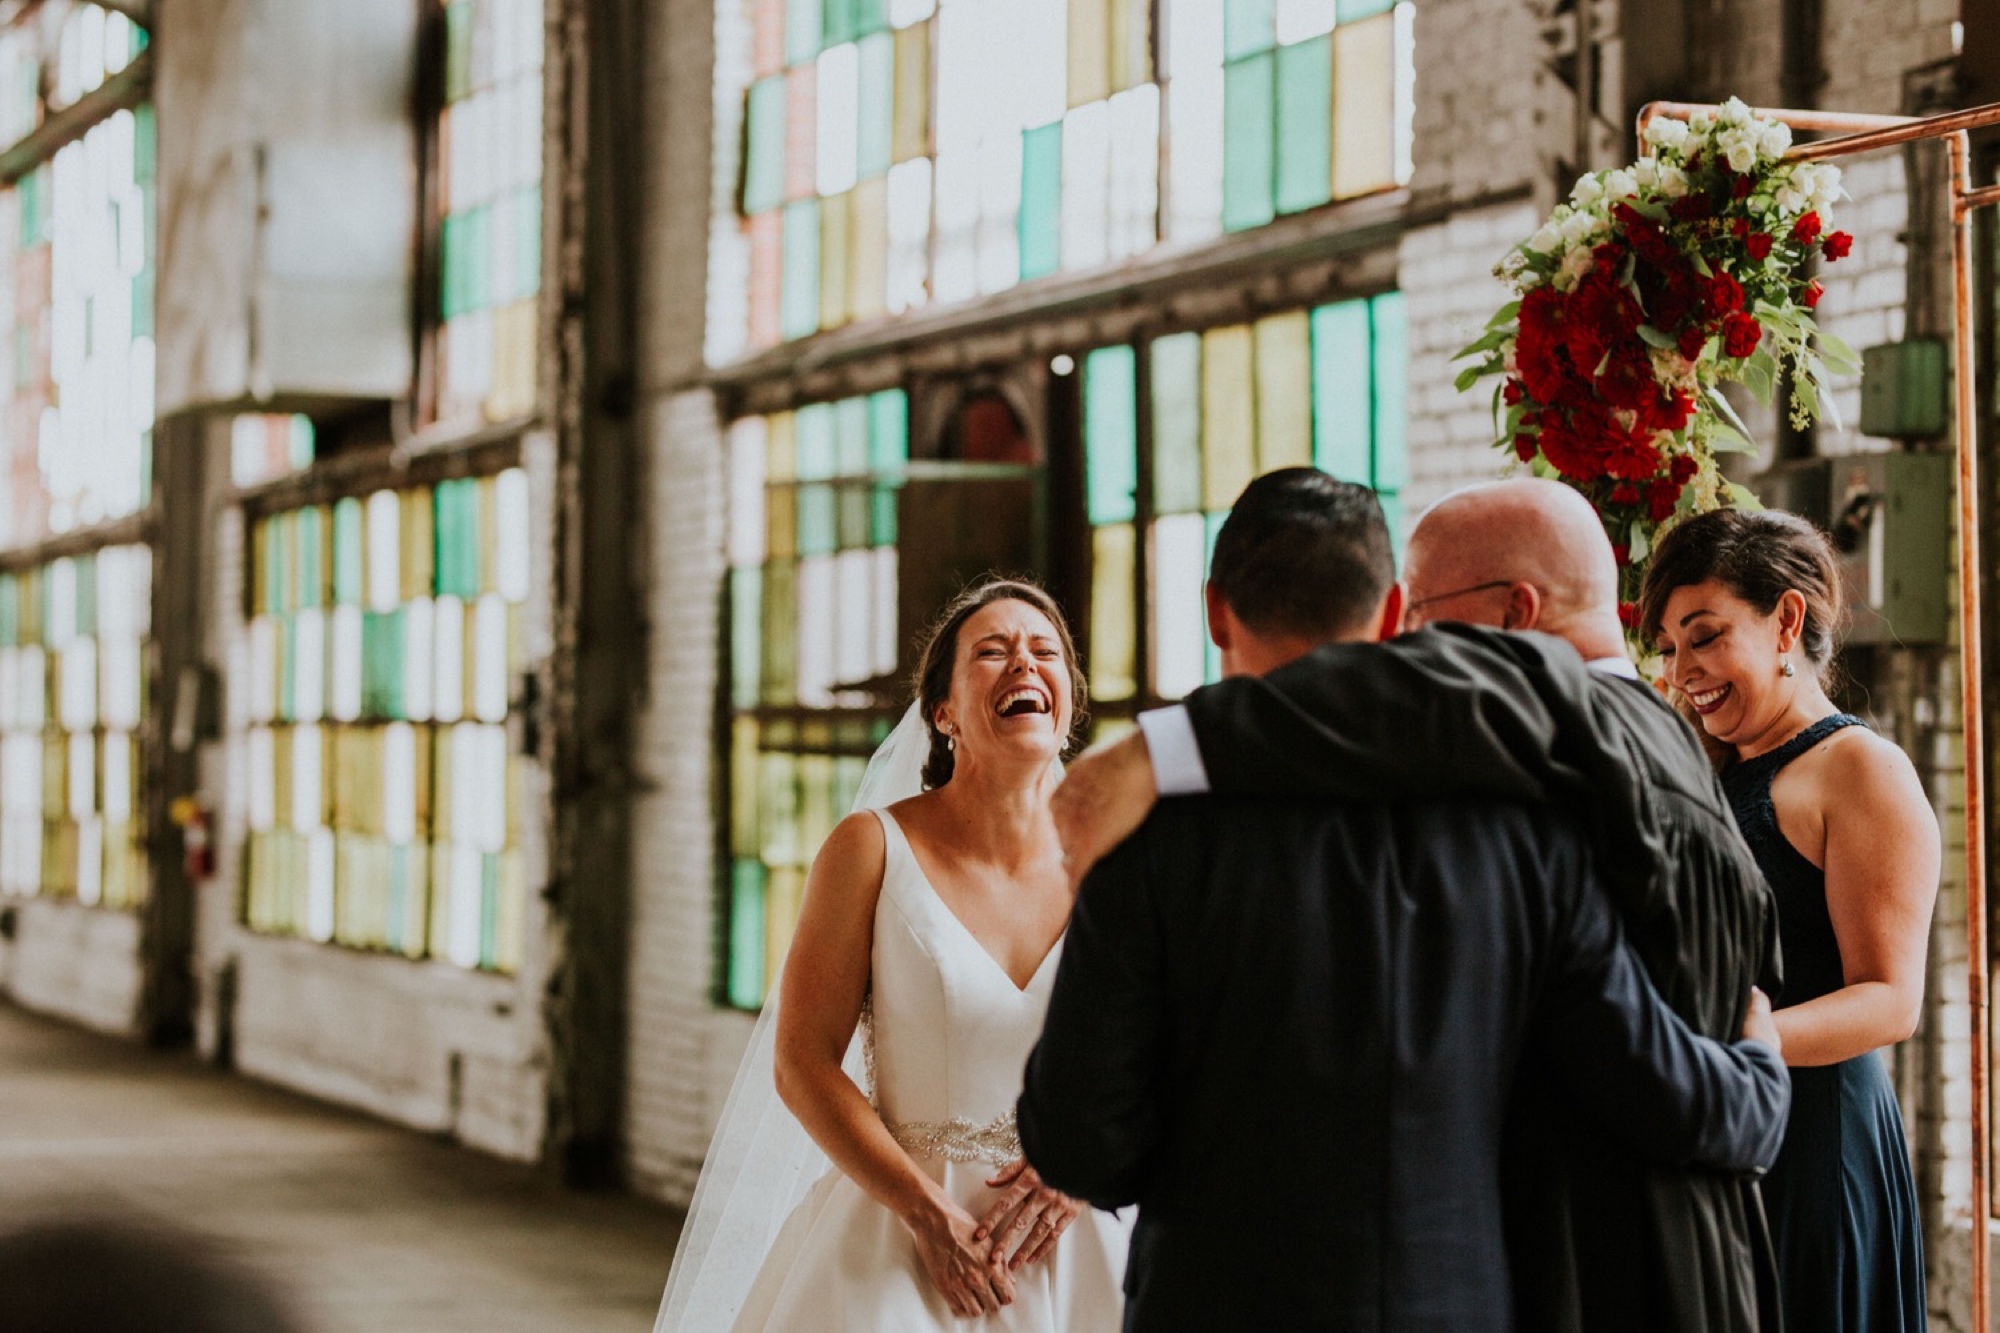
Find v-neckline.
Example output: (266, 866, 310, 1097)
(877, 809, 1063, 995)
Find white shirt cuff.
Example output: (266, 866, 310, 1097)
(1138, 705, 1211, 797)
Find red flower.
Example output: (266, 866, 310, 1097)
(1730, 218, 1750, 239)
(1677, 325, 1709, 360)
(1745, 233, 1773, 261)
(1649, 389, 1696, 433)
(1822, 230, 1853, 261)
(1611, 543, 1631, 566)
(1792, 210, 1822, 244)
(1670, 194, 1710, 223)
(1606, 430, 1664, 482)
(1723, 311, 1762, 359)
(1513, 432, 1537, 462)
(1611, 484, 1640, 506)
(1705, 271, 1745, 317)
(1670, 452, 1699, 485)
(1516, 287, 1576, 404)
(1733, 174, 1754, 200)
(1647, 477, 1682, 523)
(1802, 279, 1825, 308)
(1618, 601, 1639, 629)
(1503, 379, 1525, 406)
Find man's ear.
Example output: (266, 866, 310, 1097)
(1204, 580, 1233, 653)
(1502, 581, 1543, 632)
(1374, 583, 1406, 642)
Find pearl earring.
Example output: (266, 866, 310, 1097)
(1780, 658, 1796, 678)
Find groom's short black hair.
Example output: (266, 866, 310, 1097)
(1209, 468, 1394, 641)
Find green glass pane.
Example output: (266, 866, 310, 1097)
(73, 553, 95, 638)
(280, 612, 298, 721)
(1311, 300, 1372, 484)
(1150, 332, 1203, 515)
(837, 484, 871, 549)
(856, 31, 893, 179)
(1223, 54, 1276, 233)
(797, 484, 837, 556)
(786, 0, 822, 66)
(854, 0, 887, 35)
(435, 479, 481, 599)
(131, 267, 154, 339)
(440, 213, 465, 320)
(265, 513, 290, 615)
(1338, 0, 1395, 18)
(1370, 291, 1410, 490)
(780, 200, 822, 341)
(333, 497, 364, 605)
(515, 184, 542, 298)
(1275, 36, 1333, 215)
(387, 848, 411, 953)
(1224, 0, 1276, 59)
(481, 853, 501, 969)
(0, 576, 17, 648)
(744, 76, 788, 214)
(824, 0, 857, 49)
(834, 396, 870, 475)
(731, 566, 763, 712)
(870, 484, 898, 545)
(465, 204, 493, 313)
(1084, 344, 1139, 526)
(867, 390, 907, 472)
(727, 859, 769, 1009)
(760, 560, 799, 705)
(445, 0, 473, 101)
(134, 104, 156, 183)
(795, 402, 836, 480)
(289, 416, 316, 470)
(1019, 122, 1062, 281)
(362, 609, 406, 719)
(296, 508, 324, 610)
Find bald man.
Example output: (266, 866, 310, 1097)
(1053, 477, 1783, 1333)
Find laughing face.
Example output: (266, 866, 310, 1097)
(1654, 577, 1801, 749)
(934, 598, 1075, 770)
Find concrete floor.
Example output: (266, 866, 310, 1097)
(0, 1001, 684, 1332)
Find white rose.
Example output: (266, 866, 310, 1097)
(1559, 211, 1600, 246)
(1571, 173, 1606, 207)
(1528, 221, 1565, 254)
(1812, 164, 1845, 209)
(1656, 165, 1690, 199)
(1690, 108, 1717, 133)
(1643, 117, 1691, 152)
(1775, 183, 1808, 213)
(1633, 158, 1660, 190)
(1725, 139, 1759, 174)
(1759, 122, 1793, 161)
(1719, 95, 1752, 126)
(1789, 163, 1817, 196)
(1604, 168, 1639, 199)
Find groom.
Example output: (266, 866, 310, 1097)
(1017, 470, 1788, 1331)
(1050, 476, 1782, 1332)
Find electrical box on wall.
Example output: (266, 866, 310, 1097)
(1752, 453, 1953, 646)
(1859, 341, 1949, 439)
(153, 0, 416, 416)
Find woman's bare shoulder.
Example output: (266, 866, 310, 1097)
(809, 810, 891, 898)
(1814, 724, 1930, 820)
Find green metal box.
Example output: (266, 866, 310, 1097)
(1859, 340, 1949, 440)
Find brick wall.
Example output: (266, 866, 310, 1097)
(0, 898, 144, 1034)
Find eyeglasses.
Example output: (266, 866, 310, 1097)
(1406, 580, 1515, 615)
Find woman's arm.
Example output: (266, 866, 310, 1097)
(1771, 733, 1940, 1067)
(774, 810, 1009, 1316)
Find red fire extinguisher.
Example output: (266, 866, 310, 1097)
(171, 798, 214, 881)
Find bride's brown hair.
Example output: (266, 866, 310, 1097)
(913, 577, 1088, 790)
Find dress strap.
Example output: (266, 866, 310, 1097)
(1742, 712, 1867, 776)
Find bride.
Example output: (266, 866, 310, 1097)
(657, 578, 1131, 1330)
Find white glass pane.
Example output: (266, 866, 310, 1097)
(102, 732, 131, 824)
(293, 608, 326, 723)
(817, 43, 862, 198)
(292, 723, 324, 832)
(384, 722, 417, 844)
(329, 605, 364, 723)
(1165, 67, 1224, 242)
(728, 418, 769, 567)
(96, 547, 133, 637)
(889, 0, 934, 26)
(307, 827, 337, 942)
(100, 636, 140, 730)
(495, 468, 532, 601)
(403, 597, 437, 722)
(1107, 83, 1160, 260)
(446, 312, 495, 405)
(932, 149, 979, 305)
(1151, 513, 1208, 699)
(835, 549, 873, 687)
(1166, 0, 1225, 76)
(48, 559, 76, 648)
(1394, 3, 1416, 186)
(473, 594, 509, 723)
(1275, 0, 1337, 44)
(247, 727, 276, 833)
(366, 490, 401, 611)
(871, 545, 899, 679)
(248, 616, 278, 724)
(1020, 0, 1069, 130)
(796, 554, 837, 707)
(433, 595, 466, 723)
(450, 721, 483, 845)
(1060, 99, 1111, 271)
(448, 844, 483, 967)
(976, 131, 1023, 294)
(59, 637, 96, 730)
(885, 157, 932, 314)
(67, 731, 94, 819)
(17, 646, 44, 730)
(75, 817, 101, 906)
(475, 724, 508, 853)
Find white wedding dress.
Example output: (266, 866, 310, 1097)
(727, 808, 1130, 1331)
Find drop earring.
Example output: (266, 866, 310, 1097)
(1780, 658, 1796, 678)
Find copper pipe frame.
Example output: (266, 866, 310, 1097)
(1639, 97, 2000, 1329)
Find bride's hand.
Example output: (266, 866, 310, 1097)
(907, 1192, 1012, 1318)
(976, 1158, 1083, 1271)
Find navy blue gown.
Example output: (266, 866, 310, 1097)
(1722, 713, 1927, 1332)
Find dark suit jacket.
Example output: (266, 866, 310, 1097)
(1178, 625, 1785, 1331)
(1018, 796, 1788, 1333)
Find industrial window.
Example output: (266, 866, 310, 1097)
(722, 0, 1413, 355)
(240, 471, 532, 972)
(432, 0, 545, 427)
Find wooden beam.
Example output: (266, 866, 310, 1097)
(0, 49, 152, 188)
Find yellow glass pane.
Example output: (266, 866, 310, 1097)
(819, 189, 852, 330)
(891, 21, 931, 164)
(1068, 0, 1109, 107)
(765, 865, 806, 996)
(1200, 324, 1256, 510)
(1090, 522, 1137, 701)
(1332, 14, 1395, 198)
(798, 753, 836, 861)
(1253, 310, 1312, 470)
(768, 410, 798, 482)
(1109, 0, 1152, 91)
(402, 487, 437, 601)
(849, 175, 888, 321)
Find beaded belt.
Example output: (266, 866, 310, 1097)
(885, 1111, 1021, 1168)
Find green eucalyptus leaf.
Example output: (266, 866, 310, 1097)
(1637, 324, 1678, 350)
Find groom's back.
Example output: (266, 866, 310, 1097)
(1120, 792, 1608, 1332)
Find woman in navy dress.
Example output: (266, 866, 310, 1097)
(1641, 508, 1936, 1332)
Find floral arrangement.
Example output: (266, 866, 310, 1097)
(1454, 97, 1859, 631)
